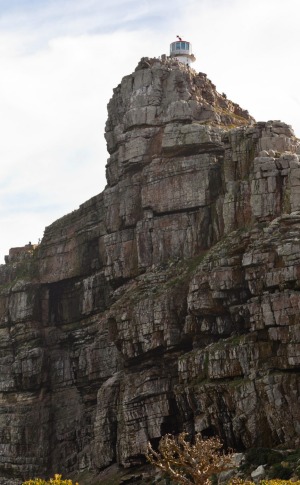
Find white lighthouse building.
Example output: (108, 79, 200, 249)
(170, 36, 196, 66)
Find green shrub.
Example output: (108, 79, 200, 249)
(269, 464, 293, 480)
(244, 448, 283, 467)
(285, 450, 300, 464)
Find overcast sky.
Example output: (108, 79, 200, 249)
(1, 0, 300, 262)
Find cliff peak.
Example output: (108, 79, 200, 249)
(105, 56, 254, 187)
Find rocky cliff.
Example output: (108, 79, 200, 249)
(1, 56, 300, 484)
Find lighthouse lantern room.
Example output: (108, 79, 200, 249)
(170, 36, 196, 65)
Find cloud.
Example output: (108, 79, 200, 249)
(0, 2, 174, 260)
(180, 0, 300, 129)
(0, 0, 175, 49)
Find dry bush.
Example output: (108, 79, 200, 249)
(146, 432, 234, 485)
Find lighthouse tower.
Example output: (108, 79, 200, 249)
(170, 36, 196, 66)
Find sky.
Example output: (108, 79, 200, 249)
(1, 0, 300, 262)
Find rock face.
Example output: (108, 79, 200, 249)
(1, 56, 300, 484)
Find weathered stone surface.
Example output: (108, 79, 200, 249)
(251, 465, 266, 481)
(0, 57, 300, 484)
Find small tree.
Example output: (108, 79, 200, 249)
(146, 432, 234, 485)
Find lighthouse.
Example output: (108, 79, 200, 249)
(170, 36, 196, 66)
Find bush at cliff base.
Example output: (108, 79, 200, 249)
(22, 474, 78, 485)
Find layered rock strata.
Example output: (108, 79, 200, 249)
(0, 56, 300, 484)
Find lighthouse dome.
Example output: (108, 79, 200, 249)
(170, 38, 196, 65)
